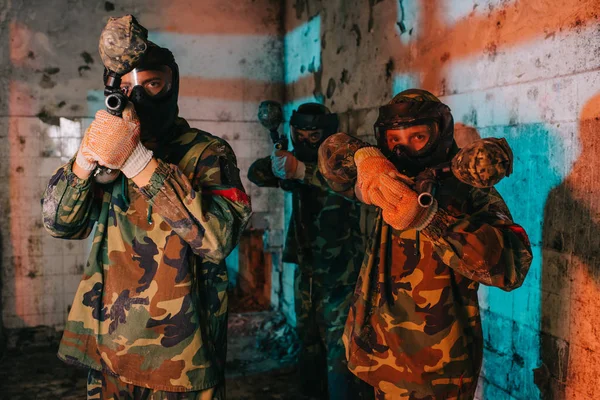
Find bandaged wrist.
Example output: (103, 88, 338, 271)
(75, 150, 96, 171)
(121, 143, 154, 178)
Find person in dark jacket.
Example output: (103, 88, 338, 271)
(248, 103, 373, 399)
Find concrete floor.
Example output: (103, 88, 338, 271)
(0, 311, 312, 400)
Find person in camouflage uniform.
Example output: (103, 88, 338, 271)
(248, 103, 373, 399)
(318, 89, 533, 399)
(42, 36, 251, 399)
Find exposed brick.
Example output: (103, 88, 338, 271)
(565, 386, 594, 400)
(539, 332, 570, 383)
(566, 344, 600, 399)
(569, 298, 600, 354)
(485, 287, 515, 321)
(539, 290, 570, 341)
(481, 311, 513, 356)
(480, 375, 511, 399)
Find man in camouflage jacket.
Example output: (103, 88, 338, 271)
(248, 103, 373, 399)
(42, 40, 251, 399)
(319, 89, 532, 399)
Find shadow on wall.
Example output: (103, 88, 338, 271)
(0, 228, 4, 357)
(0, 4, 8, 357)
(454, 118, 570, 400)
(538, 94, 600, 399)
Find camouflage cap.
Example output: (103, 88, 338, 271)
(451, 137, 514, 188)
(318, 133, 369, 191)
(99, 15, 149, 74)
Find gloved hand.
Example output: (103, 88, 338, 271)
(81, 103, 153, 178)
(271, 150, 306, 180)
(354, 147, 436, 230)
(74, 130, 97, 173)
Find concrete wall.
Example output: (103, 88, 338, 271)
(0, 0, 284, 333)
(2, 1, 599, 396)
(283, 0, 600, 398)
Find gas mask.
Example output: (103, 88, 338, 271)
(123, 66, 177, 142)
(290, 126, 325, 163)
(289, 103, 339, 163)
(105, 42, 180, 143)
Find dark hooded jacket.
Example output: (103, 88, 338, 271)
(247, 154, 364, 287)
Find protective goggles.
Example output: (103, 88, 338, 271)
(120, 66, 172, 98)
(291, 126, 325, 147)
(376, 120, 439, 157)
(290, 111, 338, 135)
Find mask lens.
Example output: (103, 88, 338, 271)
(121, 66, 173, 98)
(384, 121, 438, 156)
(291, 127, 324, 147)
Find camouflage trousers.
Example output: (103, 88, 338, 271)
(87, 370, 225, 400)
(294, 268, 374, 400)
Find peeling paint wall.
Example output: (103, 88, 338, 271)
(0, 0, 283, 334)
(0, 0, 6, 354)
(284, 0, 600, 398)
(2, 1, 599, 395)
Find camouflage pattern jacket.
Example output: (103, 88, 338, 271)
(342, 178, 532, 398)
(42, 118, 252, 392)
(247, 156, 363, 287)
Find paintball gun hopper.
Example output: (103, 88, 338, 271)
(99, 15, 148, 115)
(258, 100, 287, 151)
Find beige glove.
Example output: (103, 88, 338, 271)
(354, 147, 436, 230)
(75, 135, 97, 172)
(81, 103, 153, 178)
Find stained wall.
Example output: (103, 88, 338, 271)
(283, 0, 600, 398)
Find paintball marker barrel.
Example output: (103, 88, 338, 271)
(104, 72, 127, 116)
(417, 190, 434, 208)
(416, 164, 452, 208)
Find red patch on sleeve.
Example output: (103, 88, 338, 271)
(206, 188, 250, 205)
(507, 224, 531, 247)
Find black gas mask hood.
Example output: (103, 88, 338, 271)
(289, 103, 339, 163)
(104, 42, 180, 144)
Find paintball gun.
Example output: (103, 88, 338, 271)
(318, 133, 514, 208)
(93, 15, 148, 184)
(257, 100, 287, 151)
